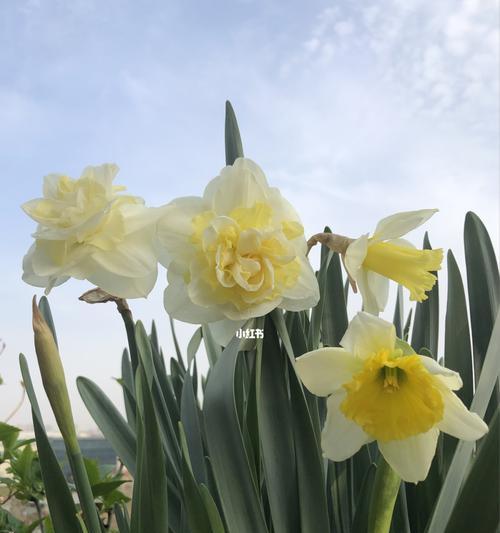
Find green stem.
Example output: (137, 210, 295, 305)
(368, 457, 401, 533)
(116, 299, 138, 376)
(67, 449, 102, 533)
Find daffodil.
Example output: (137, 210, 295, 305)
(345, 209, 443, 313)
(157, 157, 319, 327)
(22, 164, 162, 298)
(295, 312, 488, 483)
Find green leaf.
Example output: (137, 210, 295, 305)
(114, 504, 130, 533)
(178, 423, 212, 533)
(427, 314, 500, 533)
(92, 479, 129, 498)
(351, 463, 376, 533)
(411, 232, 439, 357)
(225, 101, 244, 165)
(464, 211, 500, 421)
(0, 421, 21, 451)
(77, 377, 137, 476)
(19, 354, 82, 533)
(180, 373, 207, 484)
(288, 357, 330, 533)
(393, 285, 404, 339)
(202, 324, 222, 368)
(444, 407, 499, 533)
(130, 368, 169, 533)
(169, 317, 186, 372)
(322, 252, 349, 347)
(256, 316, 299, 533)
(188, 327, 203, 368)
(204, 337, 268, 533)
(199, 484, 226, 533)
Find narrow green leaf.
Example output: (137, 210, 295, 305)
(114, 504, 130, 533)
(427, 314, 500, 533)
(256, 316, 299, 533)
(202, 324, 222, 368)
(38, 296, 58, 347)
(77, 377, 137, 476)
(19, 354, 82, 533)
(444, 407, 499, 533)
(393, 285, 404, 339)
(181, 373, 207, 485)
(351, 464, 376, 533)
(443, 250, 474, 471)
(204, 337, 269, 533)
(169, 317, 186, 372)
(130, 368, 168, 533)
(411, 233, 439, 356)
(188, 327, 203, 368)
(322, 252, 349, 347)
(288, 357, 330, 533)
(199, 484, 226, 533)
(225, 101, 244, 165)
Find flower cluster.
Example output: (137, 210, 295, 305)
(22, 156, 488, 483)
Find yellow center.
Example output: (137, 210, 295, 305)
(190, 202, 303, 311)
(363, 241, 443, 302)
(340, 349, 444, 441)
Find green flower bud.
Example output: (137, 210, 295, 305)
(32, 296, 78, 452)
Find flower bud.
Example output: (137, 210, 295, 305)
(32, 296, 78, 452)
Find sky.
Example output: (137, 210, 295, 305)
(1, 0, 498, 432)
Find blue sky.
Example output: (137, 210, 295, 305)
(1, 0, 498, 431)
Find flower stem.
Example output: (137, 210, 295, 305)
(368, 456, 401, 533)
(116, 298, 138, 375)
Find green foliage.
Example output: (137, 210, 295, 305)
(16, 103, 498, 533)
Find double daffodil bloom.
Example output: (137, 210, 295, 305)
(344, 209, 443, 314)
(22, 164, 163, 298)
(295, 312, 488, 483)
(157, 158, 319, 331)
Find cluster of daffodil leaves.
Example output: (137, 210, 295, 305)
(18, 103, 496, 533)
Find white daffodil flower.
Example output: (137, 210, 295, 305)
(343, 209, 443, 314)
(22, 164, 163, 298)
(157, 158, 319, 332)
(295, 312, 488, 483)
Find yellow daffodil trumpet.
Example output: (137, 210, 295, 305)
(307, 209, 443, 314)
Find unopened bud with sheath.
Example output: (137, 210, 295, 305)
(32, 296, 78, 452)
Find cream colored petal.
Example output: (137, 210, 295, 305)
(91, 231, 158, 278)
(87, 267, 157, 299)
(438, 389, 488, 441)
(210, 318, 246, 346)
(372, 209, 438, 242)
(22, 244, 70, 290)
(340, 312, 396, 359)
(295, 348, 361, 396)
(322, 392, 373, 461)
(419, 356, 463, 390)
(80, 163, 119, 193)
(156, 196, 207, 267)
(203, 158, 270, 214)
(280, 256, 320, 312)
(379, 428, 439, 483)
(164, 271, 225, 324)
(344, 234, 369, 280)
(218, 297, 282, 321)
(356, 268, 389, 315)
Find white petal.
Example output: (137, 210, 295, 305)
(340, 312, 396, 359)
(156, 196, 207, 267)
(322, 392, 373, 461)
(22, 244, 70, 290)
(379, 428, 439, 483)
(372, 209, 438, 242)
(210, 318, 246, 346)
(203, 158, 270, 215)
(356, 268, 389, 315)
(295, 348, 361, 396)
(164, 270, 225, 324)
(280, 256, 320, 311)
(438, 389, 488, 441)
(344, 234, 369, 280)
(87, 267, 157, 299)
(419, 356, 463, 390)
(91, 230, 158, 278)
(386, 238, 416, 249)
